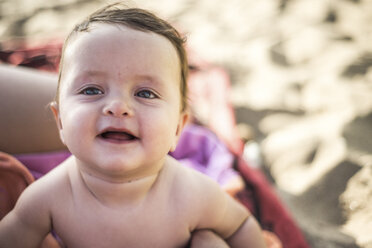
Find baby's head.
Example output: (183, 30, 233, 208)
(51, 4, 191, 173)
(56, 3, 188, 112)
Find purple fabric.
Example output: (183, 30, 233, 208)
(15, 151, 71, 180)
(170, 124, 239, 185)
(14, 124, 238, 185)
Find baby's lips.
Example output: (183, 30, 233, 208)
(100, 131, 136, 141)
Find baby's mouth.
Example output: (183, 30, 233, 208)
(99, 131, 137, 142)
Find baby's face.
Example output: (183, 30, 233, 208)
(52, 24, 188, 181)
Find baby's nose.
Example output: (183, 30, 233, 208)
(103, 99, 133, 117)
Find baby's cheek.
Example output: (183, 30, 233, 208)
(60, 112, 89, 142)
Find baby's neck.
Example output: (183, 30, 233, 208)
(70, 157, 165, 208)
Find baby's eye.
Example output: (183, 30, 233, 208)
(80, 87, 103, 95)
(135, 90, 157, 99)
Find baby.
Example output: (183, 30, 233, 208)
(0, 3, 266, 248)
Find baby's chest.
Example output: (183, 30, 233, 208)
(52, 201, 192, 248)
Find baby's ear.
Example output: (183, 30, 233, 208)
(50, 101, 65, 144)
(170, 111, 189, 152)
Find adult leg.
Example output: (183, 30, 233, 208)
(0, 64, 65, 154)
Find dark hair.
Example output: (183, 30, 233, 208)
(56, 3, 188, 111)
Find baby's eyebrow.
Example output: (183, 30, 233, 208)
(71, 71, 166, 89)
(68, 70, 107, 89)
(72, 70, 107, 82)
(79, 70, 107, 78)
(133, 75, 162, 84)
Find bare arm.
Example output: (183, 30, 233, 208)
(226, 216, 266, 248)
(218, 196, 266, 248)
(0, 181, 52, 248)
(190, 170, 266, 248)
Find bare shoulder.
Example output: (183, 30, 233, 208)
(15, 157, 71, 214)
(165, 155, 237, 204)
(164, 156, 249, 238)
(164, 155, 221, 199)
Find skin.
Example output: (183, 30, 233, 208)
(0, 64, 63, 154)
(0, 24, 266, 248)
(190, 230, 230, 248)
